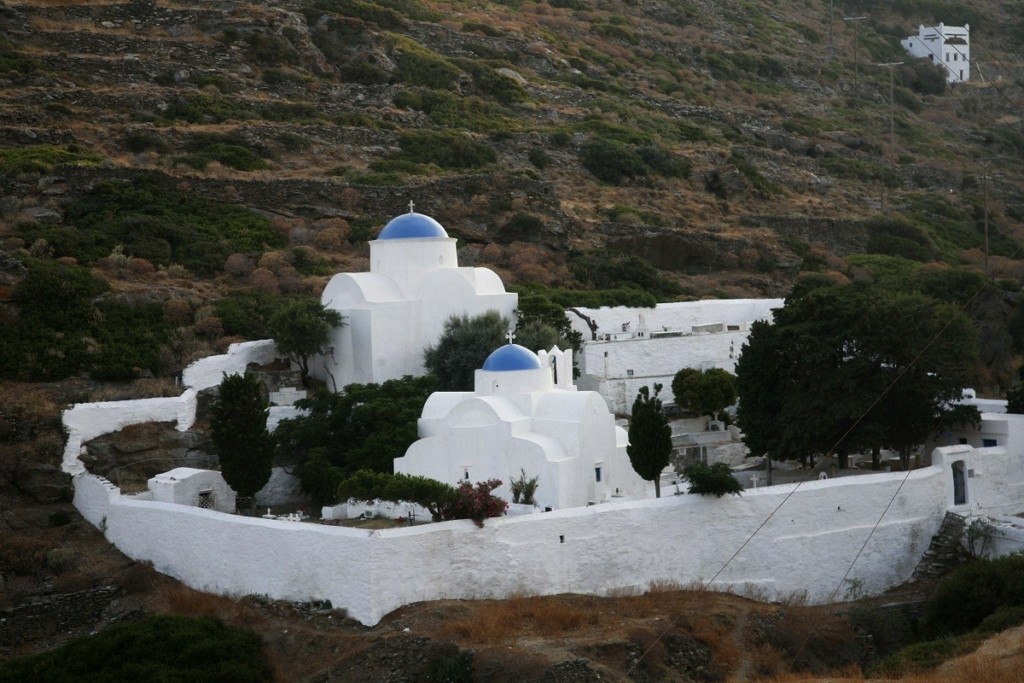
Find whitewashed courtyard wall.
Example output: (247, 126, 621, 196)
(62, 390, 198, 476)
(72, 444, 1024, 627)
(570, 300, 783, 414)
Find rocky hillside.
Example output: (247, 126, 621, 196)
(1, 0, 1022, 303)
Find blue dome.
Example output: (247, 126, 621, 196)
(377, 212, 448, 240)
(482, 344, 543, 372)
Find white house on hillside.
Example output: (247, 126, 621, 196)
(312, 208, 518, 390)
(901, 23, 970, 83)
(394, 343, 648, 510)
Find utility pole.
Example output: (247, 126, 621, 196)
(828, 0, 835, 60)
(844, 16, 867, 104)
(877, 62, 903, 164)
(981, 160, 991, 278)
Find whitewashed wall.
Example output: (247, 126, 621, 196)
(577, 332, 748, 413)
(62, 390, 197, 476)
(182, 339, 283, 391)
(73, 448, 1024, 627)
(570, 300, 783, 414)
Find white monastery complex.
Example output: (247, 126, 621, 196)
(901, 23, 970, 83)
(395, 343, 647, 509)
(313, 207, 517, 389)
(58, 209, 1024, 626)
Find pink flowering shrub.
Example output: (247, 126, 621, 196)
(443, 479, 508, 527)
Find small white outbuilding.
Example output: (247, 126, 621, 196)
(394, 344, 649, 510)
(147, 468, 236, 513)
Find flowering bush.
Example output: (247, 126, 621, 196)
(443, 479, 508, 527)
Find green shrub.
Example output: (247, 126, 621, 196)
(455, 59, 527, 103)
(124, 131, 168, 154)
(0, 615, 273, 682)
(392, 88, 508, 131)
(339, 59, 390, 84)
(89, 300, 170, 381)
(462, 21, 504, 36)
(0, 144, 103, 175)
(0, 37, 44, 77)
(923, 555, 1024, 637)
(216, 289, 296, 339)
(390, 34, 461, 89)
(501, 212, 544, 237)
(569, 252, 681, 299)
(637, 144, 691, 178)
(579, 138, 646, 184)
(395, 130, 496, 169)
(262, 67, 303, 85)
(161, 93, 252, 124)
(528, 148, 551, 169)
(243, 32, 298, 65)
(62, 179, 282, 275)
(326, 0, 403, 27)
(977, 604, 1024, 634)
(873, 634, 984, 677)
(865, 217, 938, 262)
(729, 152, 781, 196)
(176, 143, 269, 171)
(683, 462, 743, 497)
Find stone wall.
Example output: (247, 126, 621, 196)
(0, 585, 120, 647)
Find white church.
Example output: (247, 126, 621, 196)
(394, 342, 648, 510)
(312, 206, 518, 389)
(901, 22, 970, 83)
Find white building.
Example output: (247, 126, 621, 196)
(901, 23, 970, 84)
(147, 467, 236, 513)
(569, 300, 783, 414)
(312, 209, 518, 389)
(394, 343, 648, 510)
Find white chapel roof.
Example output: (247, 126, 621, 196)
(482, 344, 544, 372)
(377, 211, 449, 240)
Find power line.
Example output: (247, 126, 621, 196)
(844, 16, 867, 104)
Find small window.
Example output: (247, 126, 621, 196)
(197, 490, 214, 509)
(464, 469, 470, 480)
(983, 438, 997, 448)
(958, 438, 968, 445)
(626, 369, 634, 377)
(595, 466, 602, 482)
(953, 53, 958, 61)
(945, 53, 950, 62)
(960, 70, 964, 80)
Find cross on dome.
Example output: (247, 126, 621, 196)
(408, 200, 415, 213)
(506, 330, 516, 344)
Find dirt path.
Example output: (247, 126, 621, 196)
(730, 602, 753, 682)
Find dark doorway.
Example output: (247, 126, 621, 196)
(952, 461, 966, 505)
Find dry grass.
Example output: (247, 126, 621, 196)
(159, 584, 264, 628)
(438, 594, 594, 644)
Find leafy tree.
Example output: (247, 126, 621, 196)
(269, 298, 344, 388)
(423, 310, 510, 391)
(736, 281, 979, 470)
(672, 368, 736, 420)
(337, 469, 456, 521)
(210, 372, 274, 513)
(683, 462, 743, 497)
(627, 384, 672, 497)
(276, 376, 436, 505)
(514, 287, 584, 353)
